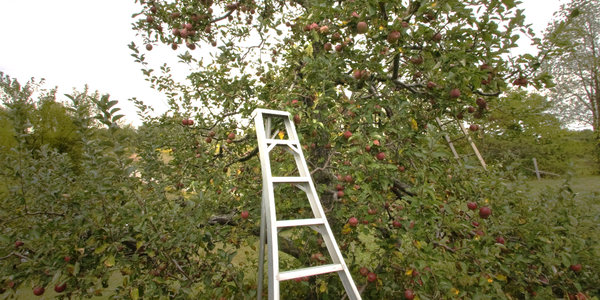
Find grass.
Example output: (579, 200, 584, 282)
(524, 175, 600, 199)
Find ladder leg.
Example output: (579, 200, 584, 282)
(257, 191, 267, 300)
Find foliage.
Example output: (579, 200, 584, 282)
(1, 0, 599, 299)
(541, 0, 600, 168)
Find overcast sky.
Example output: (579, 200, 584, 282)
(0, 1, 566, 126)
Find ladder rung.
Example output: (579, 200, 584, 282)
(265, 139, 299, 146)
(450, 136, 466, 143)
(271, 176, 310, 183)
(278, 264, 343, 281)
(276, 218, 325, 228)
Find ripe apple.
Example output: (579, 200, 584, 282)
(393, 220, 402, 228)
(332, 32, 341, 40)
(324, 42, 332, 51)
(432, 32, 442, 42)
(33, 286, 45, 296)
(335, 44, 343, 52)
(54, 283, 66, 293)
(359, 267, 369, 276)
(227, 132, 236, 140)
(171, 43, 178, 50)
(475, 230, 485, 236)
(343, 130, 352, 139)
(15, 241, 24, 248)
(410, 56, 423, 65)
(337, 190, 344, 198)
(361, 220, 369, 224)
(145, 44, 153, 51)
(146, 15, 154, 23)
(365, 145, 371, 152)
(467, 202, 478, 210)
(319, 25, 329, 34)
(376, 152, 385, 160)
(479, 206, 491, 219)
(368, 208, 377, 215)
(172, 28, 180, 36)
(353, 69, 363, 80)
(344, 175, 353, 182)
(476, 97, 487, 108)
(150, 6, 157, 13)
(348, 217, 358, 227)
(293, 114, 301, 124)
(456, 112, 464, 120)
(467, 106, 476, 113)
(398, 165, 405, 172)
(351, 11, 360, 18)
(471, 221, 480, 227)
(240, 211, 249, 219)
(401, 21, 409, 28)
(469, 124, 479, 132)
(404, 289, 415, 300)
(570, 264, 582, 272)
(205, 137, 212, 143)
(336, 184, 344, 191)
(426, 81, 437, 89)
(367, 272, 377, 282)
(64, 256, 71, 262)
(387, 31, 401, 43)
(171, 12, 181, 18)
(449, 88, 461, 98)
(495, 236, 506, 245)
(186, 43, 196, 50)
(373, 140, 380, 146)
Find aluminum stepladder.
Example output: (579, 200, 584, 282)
(435, 117, 487, 170)
(252, 108, 361, 300)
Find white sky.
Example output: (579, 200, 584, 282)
(0, 0, 566, 127)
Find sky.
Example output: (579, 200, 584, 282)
(0, 0, 566, 127)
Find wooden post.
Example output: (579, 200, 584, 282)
(532, 157, 541, 181)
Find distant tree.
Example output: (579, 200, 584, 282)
(542, 0, 600, 165)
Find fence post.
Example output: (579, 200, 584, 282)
(532, 158, 541, 181)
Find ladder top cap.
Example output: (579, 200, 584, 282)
(251, 108, 291, 118)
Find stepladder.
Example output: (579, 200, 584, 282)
(252, 108, 361, 300)
(435, 117, 487, 170)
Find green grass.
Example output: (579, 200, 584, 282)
(524, 175, 600, 199)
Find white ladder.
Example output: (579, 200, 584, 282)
(252, 108, 361, 300)
(435, 117, 487, 170)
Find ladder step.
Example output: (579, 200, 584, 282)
(276, 218, 325, 228)
(253, 108, 291, 117)
(278, 264, 344, 281)
(265, 139, 299, 146)
(271, 176, 310, 183)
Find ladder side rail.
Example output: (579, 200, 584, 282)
(283, 116, 362, 300)
(456, 120, 487, 170)
(254, 114, 281, 299)
(435, 117, 461, 161)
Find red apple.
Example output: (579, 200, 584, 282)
(337, 190, 344, 198)
(344, 175, 353, 182)
(479, 206, 491, 219)
(426, 81, 437, 89)
(351, 11, 360, 18)
(171, 43, 178, 50)
(336, 184, 344, 191)
(373, 140, 380, 146)
(54, 283, 66, 293)
(432, 32, 442, 42)
(240, 210, 249, 219)
(15, 241, 24, 248)
(404, 289, 415, 300)
(467, 106, 476, 113)
(324, 42, 332, 51)
(64, 256, 71, 263)
(319, 25, 329, 34)
(145, 44, 153, 51)
(387, 31, 401, 43)
(393, 220, 402, 228)
(467, 202, 478, 210)
(376, 152, 385, 160)
(146, 15, 154, 23)
(495, 236, 506, 245)
(227, 132, 236, 140)
(367, 272, 377, 282)
(368, 208, 377, 215)
(398, 165, 405, 172)
(476, 97, 487, 108)
(469, 124, 479, 132)
(449, 88, 461, 98)
(293, 114, 301, 124)
(343, 130, 352, 139)
(471, 221, 480, 227)
(570, 264, 582, 272)
(353, 69, 363, 80)
(359, 267, 369, 276)
(475, 230, 485, 236)
(33, 286, 45, 296)
(365, 145, 371, 152)
(348, 217, 358, 226)
(205, 137, 212, 143)
(335, 44, 343, 52)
